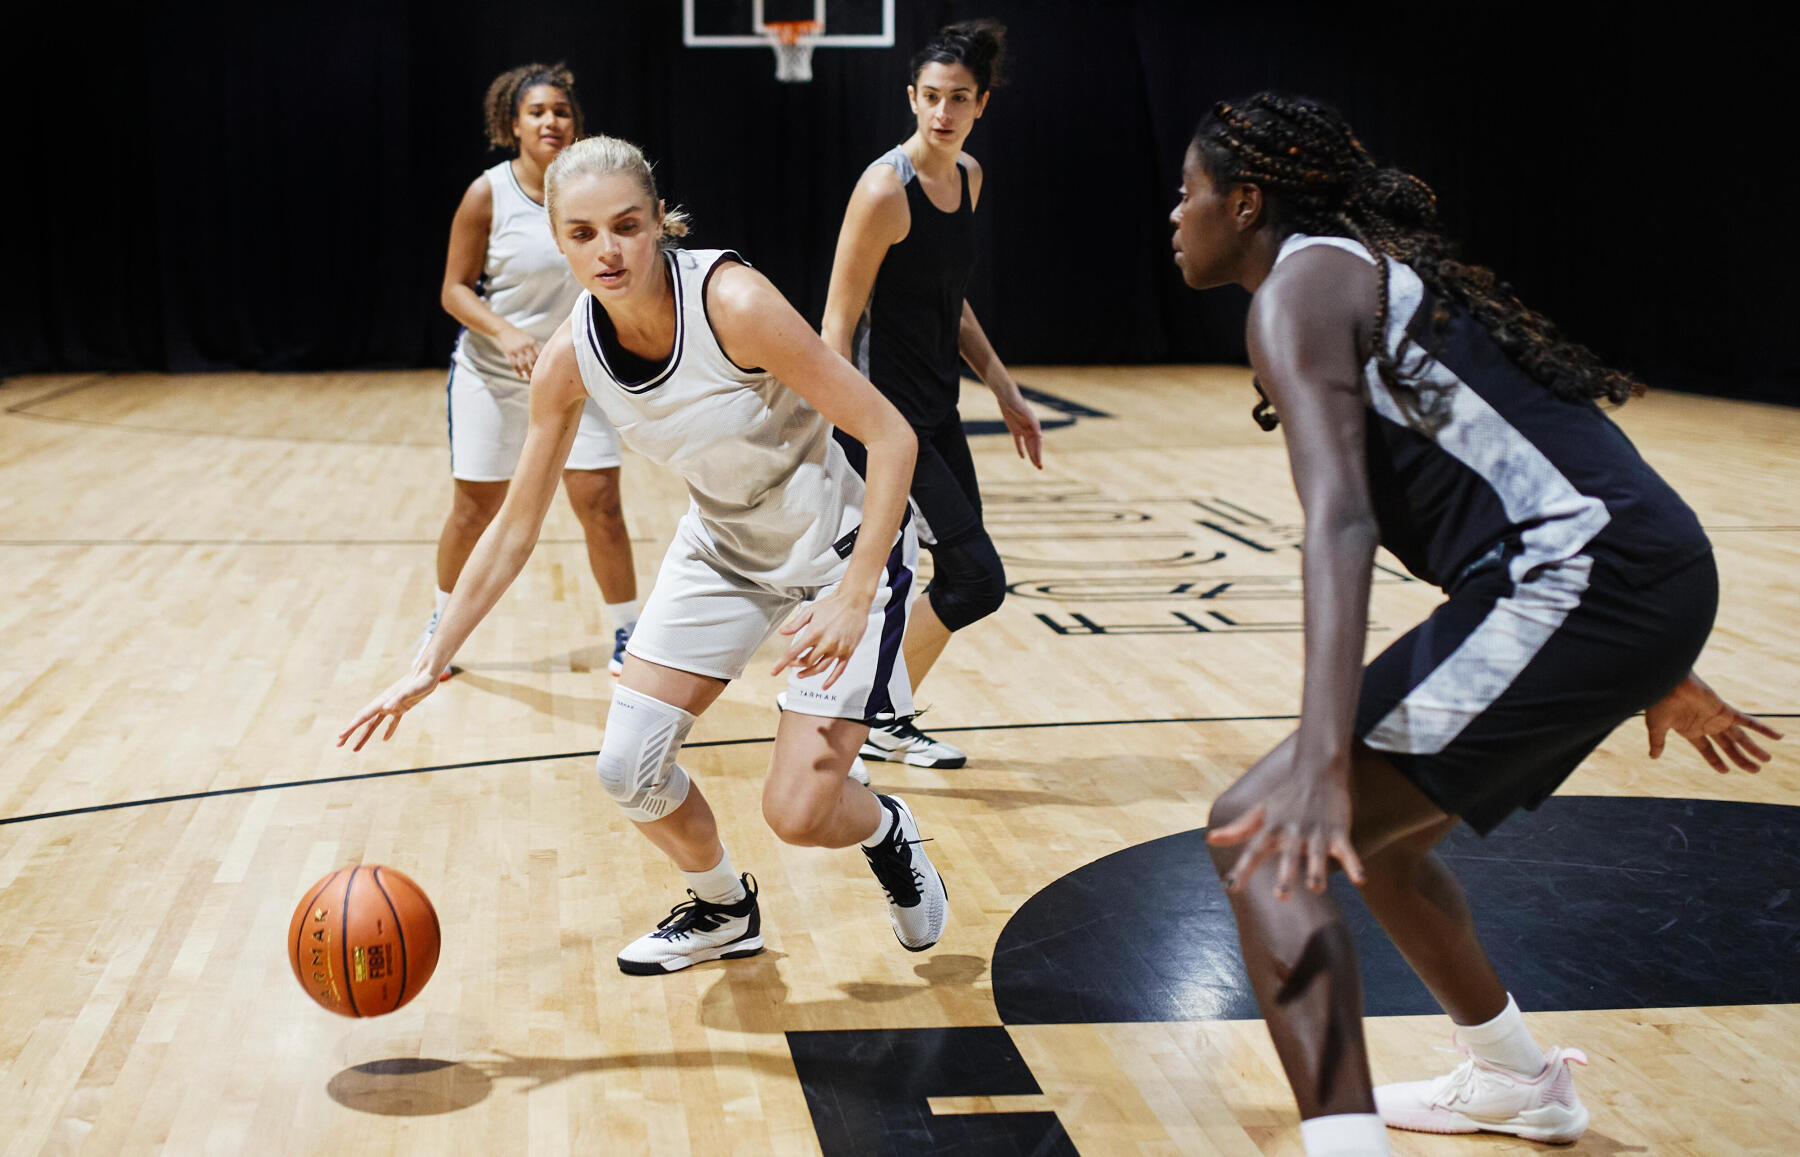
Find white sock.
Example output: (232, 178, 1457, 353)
(681, 850, 746, 906)
(434, 588, 452, 618)
(1458, 993, 1545, 1075)
(1299, 1113, 1390, 1156)
(859, 797, 895, 847)
(605, 599, 640, 632)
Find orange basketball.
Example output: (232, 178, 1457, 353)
(288, 865, 440, 1017)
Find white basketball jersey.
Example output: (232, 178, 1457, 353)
(570, 249, 866, 588)
(455, 160, 580, 381)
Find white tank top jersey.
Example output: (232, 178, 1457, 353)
(454, 160, 582, 381)
(570, 248, 867, 588)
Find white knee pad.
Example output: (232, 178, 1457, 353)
(595, 686, 695, 821)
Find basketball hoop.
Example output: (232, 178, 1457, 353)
(765, 19, 822, 83)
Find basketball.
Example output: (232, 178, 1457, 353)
(287, 865, 440, 1017)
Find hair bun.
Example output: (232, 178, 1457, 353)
(915, 19, 1009, 92)
(1350, 167, 1438, 228)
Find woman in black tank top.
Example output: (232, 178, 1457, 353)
(821, 19, 1043, 772)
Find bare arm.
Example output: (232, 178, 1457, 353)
(339, 323, 587, 749)
(421, 324, 586, 666)
(958, 299, 1042, 468)
(952, 155, 1041, 466)
(820, 164, 908, 362)
(1208, 247, 1381, 892)
(441, 174, 542, 377)
(712, 261, 916, 604)
(708, 261, 917, 686)
(1258, 254, 1381, 779)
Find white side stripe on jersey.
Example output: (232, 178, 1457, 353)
(1367, 257, 1611, 586)
(1275, 235, 1617, 756)
(1364, 555, 1592, 754)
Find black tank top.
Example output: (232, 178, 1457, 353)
(1276, 235, 1710, 592)
(852, 147, 975, 428)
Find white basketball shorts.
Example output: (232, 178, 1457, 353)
(446, 352, 622, 481)
(626, 511, 918, 722)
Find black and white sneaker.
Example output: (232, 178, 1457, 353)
(861, 712, 965, 769)
(862, 796, 948, 951)
(616, 874, 764, 975)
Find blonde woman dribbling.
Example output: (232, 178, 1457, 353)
(345, 136, 949, 973)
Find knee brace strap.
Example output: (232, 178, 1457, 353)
(596, 686, 695, 821)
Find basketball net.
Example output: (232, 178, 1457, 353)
(766, 20, 822, 83)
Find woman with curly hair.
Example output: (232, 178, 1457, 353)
(1170, 92, 1780, 1155)
(424, 63, 638, 678)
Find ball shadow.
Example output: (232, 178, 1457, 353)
(326, 1057, 494, 1116)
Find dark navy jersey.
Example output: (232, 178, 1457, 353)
(1277, 235, 1710, 592)
(852, 147, 975, 428)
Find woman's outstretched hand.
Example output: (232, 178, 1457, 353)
(338, 668, 442, 752)
(1206, 769, 1367, 899)
(1646, 672, 1782, 773)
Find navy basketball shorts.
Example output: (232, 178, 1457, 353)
(1355, 548, 1717, 834)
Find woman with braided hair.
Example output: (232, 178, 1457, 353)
(1170, 92, 1781, 1155)
(422, 63, 639, 680)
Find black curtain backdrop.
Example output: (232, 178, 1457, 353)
(8, 1, 1794, 403)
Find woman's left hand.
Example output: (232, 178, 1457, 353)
(1206, 765, 1367, 898)
(997, 388, 1044, 469)
(1646, 672, 1782, 773)
(772, 587, 872, 688)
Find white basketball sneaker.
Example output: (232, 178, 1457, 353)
(616, 875, 764, 975)
(1375, 1041, 1589, 1144)
(861, 711, 966, 769)
(861, 795, 948, 951)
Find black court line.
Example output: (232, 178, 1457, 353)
(5, 375, 1113, 449)
(4, 372, 445, 447)
(0, 713, 1305, 828)
(0, 536, 658, 549)
(1, 374, 110, 412)
(5, 405, 442, 447)
(7, 711, 1795, 830)
(9, 524, 1800, 550)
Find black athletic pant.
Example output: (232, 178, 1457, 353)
(834, 416, 1006, 632)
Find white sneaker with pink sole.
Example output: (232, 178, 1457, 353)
(1375, 1040, 1589, 1144)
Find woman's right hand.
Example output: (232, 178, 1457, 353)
(497, 326, 542, 378)
(1646, 672, 1782, 773)
(338, 668, 442, 752)
(1206, 755, 1367, 899)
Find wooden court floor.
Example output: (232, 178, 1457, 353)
(1, 367, 1795, 1155)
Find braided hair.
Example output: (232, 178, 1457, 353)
(1194, 92, 1642, 431)
(483, 62, 584, 151)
